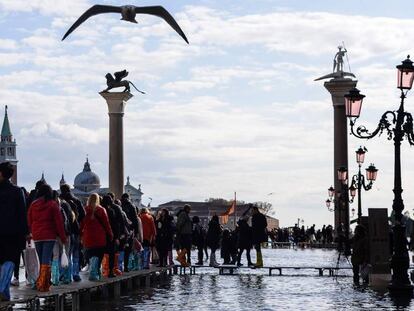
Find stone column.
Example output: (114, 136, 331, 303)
(99, 91, 133, 200)
(324, 78, 357, 233)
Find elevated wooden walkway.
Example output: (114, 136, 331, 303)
(0, 267, 172, 311)
(264, 242, 337, 249)
(172, 264, 352, 277)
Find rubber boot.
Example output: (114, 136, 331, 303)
(118, 251, 124, 272)
(36, 265, 51, 292)
(143, 247, 150, 269)
(51, 259, 60, 286)
(62, 260, 72, 284)
(101, 254, 109, 277)
(168, 251, 174, 266)
(209, 252, 217, 267)
(128, 253, 135, 271)
(177, 249, 187, 266)
(255, 250, 263, 268)
(178, 249, 189, 267)
(72, 257, 81, 282)
(88, 257, 100, 281)
(137, 251, 143, 270)
(113, 253, 123, 276)
(0, 262, 14, 301)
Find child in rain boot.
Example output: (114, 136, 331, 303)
(0, 262, 15, 301)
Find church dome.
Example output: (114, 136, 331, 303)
(74, 158, 101, 192)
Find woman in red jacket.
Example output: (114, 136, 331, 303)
(27, 184, 67, 292)
(80, 193, 113, 281)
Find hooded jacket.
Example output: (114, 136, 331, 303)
(28, 198, 67, 243)
(139, 212, 156, 243)
(80, 205, 113, 249)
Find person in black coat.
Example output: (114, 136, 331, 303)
(236, 218, 253, 267)
(101, 195, 126, 277)
(0, 162, 28, 300)
(192, 216, 205, 265)
(206, 215, 222, 267)
(155, 209, 174, 267)
(120, 193, 140, 272)
(251, 205, 267, 267)
(59, 184, 85, 282)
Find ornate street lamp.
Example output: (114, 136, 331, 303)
(337, 166, 348, 184)
(348, 147, 378, 224)
(344, 56, 414, 292)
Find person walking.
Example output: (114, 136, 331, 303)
(206, 215, 222, 267)
(351, 224, 370, 285)
(176, 204, 192, 266)
(120, 193, 142, 272)
(192, 216, 205, 265)
(155, 209, 174, 267)
(251, 205, 267, 268)
(28, 184, 67, 292)
(80, 194, 113, 281)
(0, 162, 28, 300)
(59, 184, 85, 282)
(236, 218, 253, 267)
(101, 195, 122, 278)
(139, 208, 156, 269)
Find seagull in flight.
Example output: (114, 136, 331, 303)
(62, 4, 189, 43)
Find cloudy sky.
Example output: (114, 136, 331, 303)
(1, 0, 414, 227)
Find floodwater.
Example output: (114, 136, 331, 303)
(85, 248, 414, 311)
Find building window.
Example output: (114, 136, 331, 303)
(0, 148, 3, 156)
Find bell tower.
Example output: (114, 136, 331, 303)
(0, 106, 18, 184)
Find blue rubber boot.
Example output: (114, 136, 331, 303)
(118, 251, 124, 272)
(128, 253, 134, 271)
(62, 260, 72, 284)
(143, 247, 150, 269)
(88, 257, 100, 281)
(0, 262, 15, 301)
(51, 260, 60, 286)
(137, 251, 143, 270)
(72, 257, 81, 282)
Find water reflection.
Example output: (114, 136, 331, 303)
(77, 249, 414, 310)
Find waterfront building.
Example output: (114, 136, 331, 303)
(156, 200, 279, 230)
(0, 106, 17, 184)
(40, 158, 145, 207)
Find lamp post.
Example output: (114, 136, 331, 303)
(344, 55, 414, 292)
(326, 167, 355, 235)
(349, 147, 378, 223)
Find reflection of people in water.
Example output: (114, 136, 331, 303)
(333, 46, 347, 72)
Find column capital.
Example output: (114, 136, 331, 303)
(324, 78, 358, 107)
(99, 91, 133, 114)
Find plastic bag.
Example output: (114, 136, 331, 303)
(61, 251, 69, 268)
(24, 242, 39, 287)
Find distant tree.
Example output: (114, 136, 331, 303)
(253, 201, 273, 215)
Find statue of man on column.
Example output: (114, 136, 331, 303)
(333, 46, 347, 73)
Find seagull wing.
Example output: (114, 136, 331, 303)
(62, 5, 122, 41)
(135, 6, 189, 44)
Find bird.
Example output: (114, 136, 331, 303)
(62, 4, 189, 44)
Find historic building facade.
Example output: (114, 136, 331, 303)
(55, 158, 145, 207)
(156, 201, 279, 231)
(0, 106, 17, 184)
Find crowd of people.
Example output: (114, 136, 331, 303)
(268, 224, 335, 245)
(0, 162, 269, 301)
